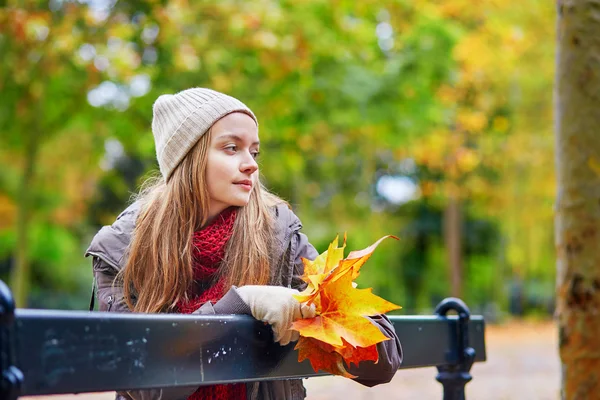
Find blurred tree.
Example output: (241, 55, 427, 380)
(0, 0, 558, 315)
(89, 1, 460, 255)
(404, 0, 555, 302)
(0, 1, 138, 306)
(555, 0, 600, 397)
(1, 0, 460, 308)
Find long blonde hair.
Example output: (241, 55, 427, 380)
(122, 130, 282, 313)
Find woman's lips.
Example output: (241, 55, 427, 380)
(234, 180, 253, 190)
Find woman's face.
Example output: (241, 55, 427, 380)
(205, 112, 260, 220)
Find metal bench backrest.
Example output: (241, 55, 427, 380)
(0, 281, 485, 399)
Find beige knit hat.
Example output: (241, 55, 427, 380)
(151, 88, 258, 181)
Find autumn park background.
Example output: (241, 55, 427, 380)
(0, 0, 593, 399)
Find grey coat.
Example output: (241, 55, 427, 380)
(86, 202, 403, 400)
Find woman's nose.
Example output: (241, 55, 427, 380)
(240, 153, 258, 174)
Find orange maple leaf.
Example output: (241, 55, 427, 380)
(329, 235, 397, 282)
(296, 336, 356, 378)
(293, 272, 398, 347)
(335, 340, 379, 369)
(294, 235, 346, 304)
(296, 337, 379, 378)
(291, 235, 401, 377)
(295, 235, 397, 306)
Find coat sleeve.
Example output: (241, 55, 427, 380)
(192, 286, 252, 315)
(92, 257, 198, 400)
(348, 314, 403, 386)
(290, 226, 403, 387)
(290, 230, 318, 291)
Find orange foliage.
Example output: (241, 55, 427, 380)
(292, 235, 401, 377)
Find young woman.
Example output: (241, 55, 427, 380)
(86, 88, 402, 400)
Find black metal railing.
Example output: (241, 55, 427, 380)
(0, 280, 486, 399)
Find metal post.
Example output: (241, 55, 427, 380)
(0, 281, 23, 400)
(435, 297, 476, 400)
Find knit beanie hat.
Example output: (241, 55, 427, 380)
(151, 88, 258, 181)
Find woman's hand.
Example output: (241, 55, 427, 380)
(236, 285, 316, 345)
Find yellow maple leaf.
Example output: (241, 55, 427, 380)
(294, 234, 346, 304)
(292, 235, 401, 376)
(293, 272, 398, 347)
(329, 235, 398, 283)
(295, 235, 397, 305)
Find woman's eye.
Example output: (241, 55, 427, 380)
(252, 151, 260, 159)
(225, 145, 237, 152)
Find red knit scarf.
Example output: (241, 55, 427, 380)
(176, 207, 247, 400)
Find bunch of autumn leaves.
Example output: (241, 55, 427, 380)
(291, 235, 401, 378)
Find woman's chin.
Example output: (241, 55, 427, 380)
(230, 196, 251, 208)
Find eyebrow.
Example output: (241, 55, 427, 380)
(216, 134, 260, 146)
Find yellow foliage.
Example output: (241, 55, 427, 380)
(175, 43, 200, 71)
(456, 148, 480, 173)
(454, 33, 496, 73)
(436, 85, 459, 105)
(587, 157, 600, 177)
(493, 116, 510, 132)
(211, 74, 233, 93)
(457, 109, 488, 133)
(0, 194, 16, 230)
(298, 135, 314, 152)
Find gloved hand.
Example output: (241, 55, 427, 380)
(236, 285, 316, 346)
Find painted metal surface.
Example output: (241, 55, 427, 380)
(12, 310, 485, 395)
(0, 280, 486, 399)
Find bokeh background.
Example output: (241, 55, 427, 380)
(0, 0, 555, 317)
(1, 1, 562, 398)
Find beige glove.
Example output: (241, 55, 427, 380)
(236, 285, 316, 345)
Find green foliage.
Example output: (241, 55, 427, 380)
(29, 223, 80, 287)
(0, 0, 556, 315)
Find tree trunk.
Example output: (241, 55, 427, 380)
(10, 134, 38, 307)
(555, 1, 600, 398)
(444, 196, 462, 298)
